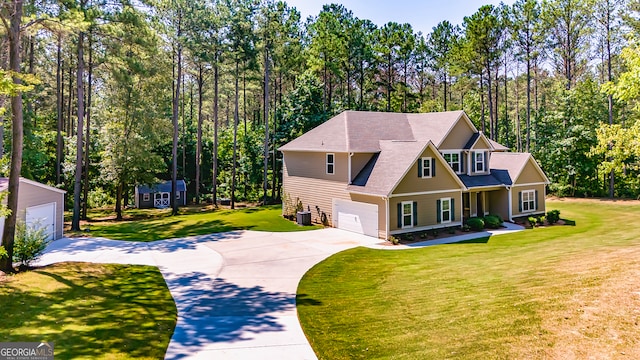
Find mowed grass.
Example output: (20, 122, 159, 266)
(0, 262, 177, 359)
(297, 199, 640, 359)
(71, 205, 320, 241)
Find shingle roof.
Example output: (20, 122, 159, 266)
(347, 141, 430, 196)
(279, 110, 466, 152)
(489, 153, 532, 185)
(458, 174, 505, 188)
(137, 180, 187, 194)
(488, 139, 510, 151)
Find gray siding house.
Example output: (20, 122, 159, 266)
(0, 177, 66, 241)
(135, 180, 187, 209)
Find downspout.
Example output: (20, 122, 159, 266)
(348, 152, 354, 184)
(384, 196, 389, 240)
(507, 186, 513, 222)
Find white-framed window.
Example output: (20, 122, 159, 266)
(402, 201, 414, 228)
(326, 153, 335, 175)
(176, 191, 181, 200)
(143, 193, 150, 201)
(521, 190, 536, 212)
(440, 197, 452, 223)
(475, 152, 485, 172)
(442, 151, 461, 173)
(420, 157, 432, 178)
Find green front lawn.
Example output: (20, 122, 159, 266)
(298, 199, 640, 359)
(72, 205, 320, 241)
(0, 262, 177, 359)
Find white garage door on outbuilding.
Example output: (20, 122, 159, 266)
(26, 202, 56, 241)
(0, 178, 66, 243)
(333, 199, 378, 237)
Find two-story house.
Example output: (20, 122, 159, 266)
(279, 110, 549, 239)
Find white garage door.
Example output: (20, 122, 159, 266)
(26, 202, 56, 241)
(334, 199, 378, 237)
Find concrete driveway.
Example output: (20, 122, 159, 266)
(37, 228, 381, 359)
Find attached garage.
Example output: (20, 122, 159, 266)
(0, 178, 66, 242)
(333, 199, 378, 237)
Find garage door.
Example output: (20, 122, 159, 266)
(334, 199, 378, 237)
(26, 202, 56, 241)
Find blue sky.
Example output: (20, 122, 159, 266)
(284, 0, 516, 35)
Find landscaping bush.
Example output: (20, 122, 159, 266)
(466, 217, 485, 231)
(13, 222, 50, 267)
(483, 215, 503, 229)
(528, 216, 538, 228)
(537, 216, 546, 225)
(388, 236, 399, 245)
(547, 209, 561, 224)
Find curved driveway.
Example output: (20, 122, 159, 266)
(37, 228, 382, 359)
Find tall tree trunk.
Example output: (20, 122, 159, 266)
(82, 32, 93, 220)
(115, 180, 123, 221)
(503, 56, 509, 148)
(526, 57, 531, 153)
(486, 61, 494, 140)
(196, 64, 203, 204)
(71, 30, 85, 232)
(212, 61, 219, 206)
(443, 72, 448, 111)
(0, 0, 24, 273)
(386, 53, 392, 112)
(263, 46, 269, 204)
(171, 16, 182, 216)
(66, 60, 72, 135)
(606, 0, 614, 197)
(515, 63, 521, 152)
(231, 60, 239, 209)
(56, 35, 63, 184)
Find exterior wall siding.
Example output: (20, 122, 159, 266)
(16, 181, 65, 240)
(390, 191, 462, 232)
(283, 158, 350, 225)
(516, 159, 547, 185)
(393, 147, 461, 195)
(349, 193, 387, 238)
(351, 153, 375, 182)
(439, 120, 475, 149)
(512, 184, 546, 217)
(488, 189, 510, 220)
(282, 151, 349, 182)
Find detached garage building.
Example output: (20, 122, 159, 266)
(0, 177, 66, 241)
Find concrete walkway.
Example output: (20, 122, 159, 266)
(36, 224, 523, 359)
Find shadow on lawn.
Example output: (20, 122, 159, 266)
(41, 231, 243, 259)
(164, 273, 294, 359)
(0, 263, 176, 359)
(92, 219, 248, 242)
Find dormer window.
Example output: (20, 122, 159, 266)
(326, 153, 335, 174)
(475, 152, 485, 172)
(442, 151, 461, 173)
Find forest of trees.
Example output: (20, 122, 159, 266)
(2, 0, 640, 224)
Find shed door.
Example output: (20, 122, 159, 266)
(334, 199, 378, 237)
(26, 202, 56, 241)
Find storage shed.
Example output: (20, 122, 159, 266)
(135, 180, 187, 209)
(0, 177, 66, 241)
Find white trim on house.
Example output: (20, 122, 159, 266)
(18, 178, 67, 194)
(401, 201, 414, 229)
(440, 197, 452, 224)
(390, 188, 462, 198)
(442, 150, 463, 174)
(326, 153, 335, 175)
(420, 157, 432, 178)
(512, 182, 548, 187)
(143, 193, 150, 201)
(521, 189, 536, 212)
(475, 151, 485, 172)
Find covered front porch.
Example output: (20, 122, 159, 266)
(462, 186, 510, 222)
